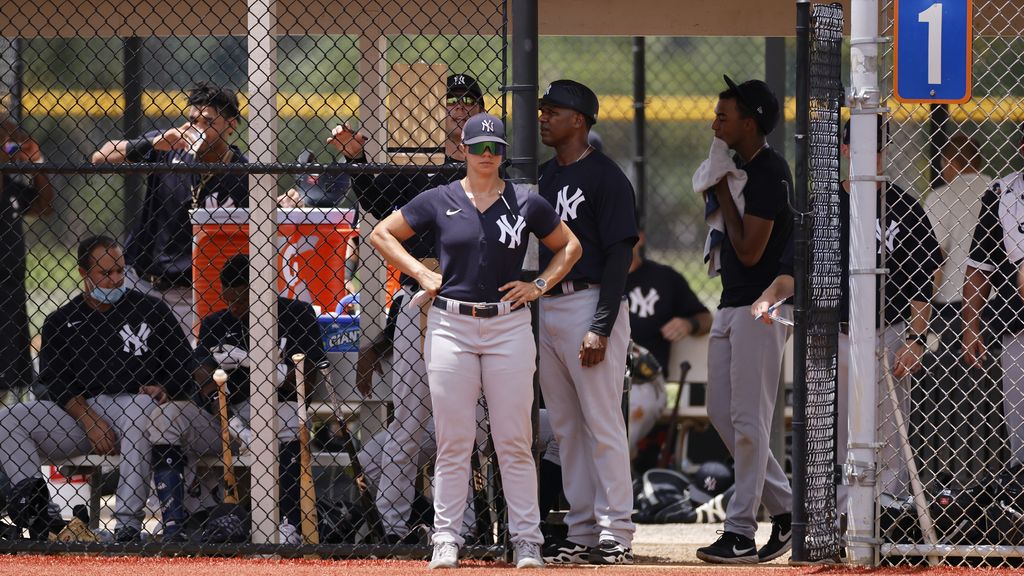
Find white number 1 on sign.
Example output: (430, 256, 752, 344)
(918, 2, 943, 84)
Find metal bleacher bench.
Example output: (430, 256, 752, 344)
(44, 401, 366, 529)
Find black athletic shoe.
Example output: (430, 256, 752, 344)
(588, 539, 634, 565)
(758, 512, 793, 562)
(696, 531, 759, 564)
(113, 525, 142, 543)
(542, 538, 591, 564)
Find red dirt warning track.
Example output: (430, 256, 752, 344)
(0, 556, 1019, 576)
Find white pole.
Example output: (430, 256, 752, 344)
(847, 0, 880, 565)
(247, 0, 280, 545)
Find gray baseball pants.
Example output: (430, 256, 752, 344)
(538, 289, 635, 548)
(1000, 333, 1024, 466)
(706, 306, 792, 540)
(376, 287, 433, 536)
(424, 303, 542, 547)
(0, 394, 158, 529)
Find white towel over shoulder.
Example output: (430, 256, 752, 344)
(693, 137, 748, 277)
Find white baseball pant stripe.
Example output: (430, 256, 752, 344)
(424, 305, 542, 547)
(0, 394, 158, 529)
(376, 287, 433, 536)
(538, 290, 635, 547)
(706, 306, 792, 540)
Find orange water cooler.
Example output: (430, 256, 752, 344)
(191, 208, 357, 333)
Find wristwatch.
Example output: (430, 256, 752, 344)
(532, 277, 548, 293)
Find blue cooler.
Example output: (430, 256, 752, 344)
(315, 300, 391, 402)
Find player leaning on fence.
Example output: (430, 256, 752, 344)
(0, 236, 192, 543)
(694, 76, 793, 565)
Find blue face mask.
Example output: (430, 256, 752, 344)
(90, 285, 127, 304)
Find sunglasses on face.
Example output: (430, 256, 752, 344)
(466, 141, 505, 156)
(446, 95, 479, 107)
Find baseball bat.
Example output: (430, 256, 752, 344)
(658, 361, 692, 469)
(292, 353, 320, 545)
(881, 354, 939, 565)
(213, 369, 239, 505)
(318, 360, 385, 543)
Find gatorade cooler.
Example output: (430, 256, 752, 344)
(191, 208, 357, 331)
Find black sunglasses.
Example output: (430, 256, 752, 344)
(446, 95, 479, 107)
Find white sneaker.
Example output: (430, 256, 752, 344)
(428, 541, 460, 569)
(513, 540, 544, 569)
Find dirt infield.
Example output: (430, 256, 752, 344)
(0, 556, 1020, 576)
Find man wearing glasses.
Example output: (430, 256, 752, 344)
(327, 73, 484, 543)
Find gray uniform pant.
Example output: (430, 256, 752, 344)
(149, 399, 300, 512)
(1000, 333, 1024, 466)
(706, 306, 792, 540)
(836, 324, 911, 513)
(425, 304, 542, 547)
(0, 394, 158, 529)
(377, 287, 433, 536)
(538, 290, 635, 547)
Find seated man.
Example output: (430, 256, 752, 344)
(0, 235, 191, 542)
(148, 254, 325, 543)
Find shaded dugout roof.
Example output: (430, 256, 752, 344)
(3, 0, 852, 38)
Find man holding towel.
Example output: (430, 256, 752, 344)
(695, 76, 794, 564)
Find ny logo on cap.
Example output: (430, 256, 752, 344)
(481, 119, 495, 133)
(453, 75, 466, 85)
(757, 105, 764, 114)
(544, 84, 552, 96)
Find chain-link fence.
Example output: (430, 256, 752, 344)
(868, 1, 1024, 567)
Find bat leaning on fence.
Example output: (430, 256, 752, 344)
(881, 354, 939, 566)
(213, 369, 240, 505)
(292, 353, 320, 545)
(658, 361, 692, 470)
(317, 359, 385, 543)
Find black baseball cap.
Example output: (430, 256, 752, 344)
(842, 114, 891, 152)
(687, 460, 734, 504)
(447, 73, 483, 102)
(722, 75, 780, 136)
(539, 79, 599, 125)
(461, 112, 507, 146)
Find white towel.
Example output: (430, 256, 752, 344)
(693, 138, 748, 277)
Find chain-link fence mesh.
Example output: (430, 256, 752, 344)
(0, 0, 513, 557)
(871, 1, 1024, 566)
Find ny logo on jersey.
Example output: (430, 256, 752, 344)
(480, 119, 495, 133)
(875, 220, 900, 254)
(120, 323, 151, 356)
(497, 214, 526, 249)
(628, 287, 661, 318)
(555, 186, 586, 221)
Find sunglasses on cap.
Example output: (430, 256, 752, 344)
(465, 141, 505, 156)
(446, 94, 479, 107)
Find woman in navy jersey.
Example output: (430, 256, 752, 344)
(370, 112, 581, 569)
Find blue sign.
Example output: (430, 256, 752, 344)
(894, 0, 972, 103)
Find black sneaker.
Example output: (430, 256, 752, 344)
(758, 513, 793, 562)
(588, 539, 634, 565)
(113, 525, 142, 543)
(542, 538, 591, 564)
(696, 531, 758, 564)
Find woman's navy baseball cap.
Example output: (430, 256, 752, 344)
(462, 113, 507, 145)
(723, 75, 780, 136)
(539, 79, 599, 125)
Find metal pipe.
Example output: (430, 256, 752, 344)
(246, 0, 281, 545)
(848, 0, 881, 565)
(122, 36, 144, 236)
(508, 0, 537, 185)
(791, 1, 810, 562)
(632, 36, 646, 227)
(928, 103, 949, 188)
(11, 38, 23, 123)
